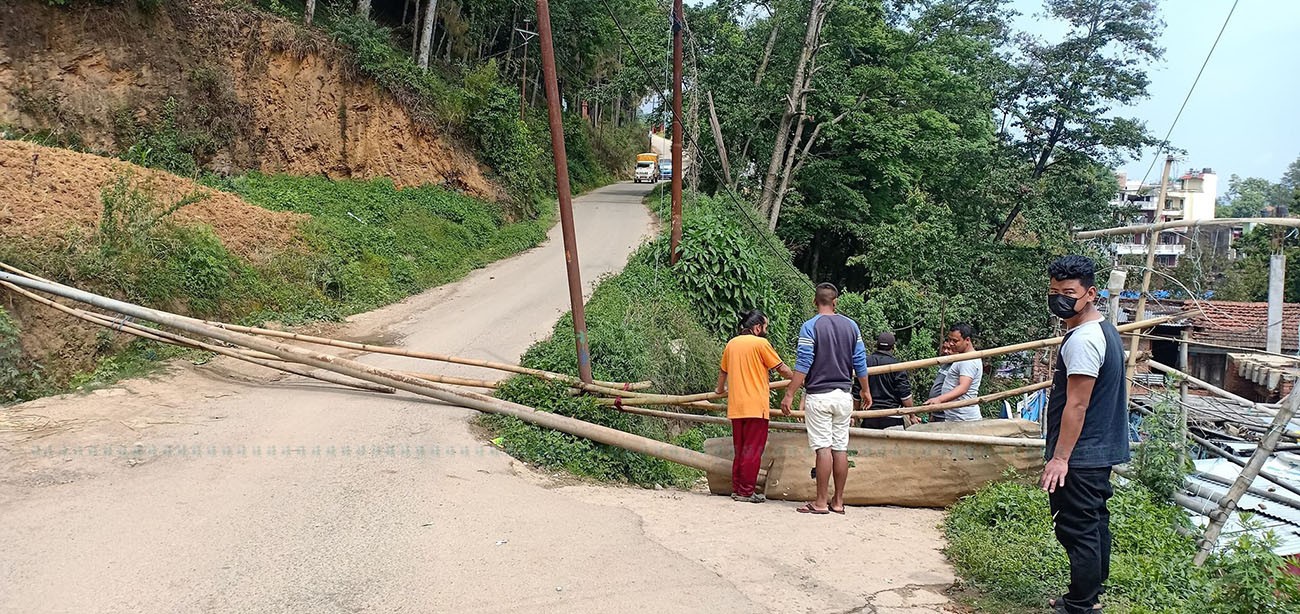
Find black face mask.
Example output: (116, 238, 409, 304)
(1048, 294, 1082, 320)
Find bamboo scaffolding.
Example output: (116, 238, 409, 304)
(0, 262, 647, 392)
(0, 271, 735, 476)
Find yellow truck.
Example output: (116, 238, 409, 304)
(634, 153, 659, 183)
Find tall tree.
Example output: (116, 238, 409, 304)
(417, 0, 439, 70)
(305, 0, 316, 26)
(757, 0, 833, 222)
(992, 0, 1163, 242)
(1217, 174, 1282, 218)
(357, 0, 373, 18)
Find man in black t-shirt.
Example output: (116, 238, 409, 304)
(1043, 256, 1130, 614)
(853, 332, 914, 428)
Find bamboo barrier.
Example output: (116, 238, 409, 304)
(0, 279, 396, 394)
(0, 271, 735, 476)
(856, 381, 1053, 419)
(617, 405, 1046, 448)
(0, 262, 648, 392)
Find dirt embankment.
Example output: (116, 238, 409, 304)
(0, 0, 501, 199)
(0, 140, 305, 260)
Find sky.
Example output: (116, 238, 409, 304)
(1011, 0, 1300, 195)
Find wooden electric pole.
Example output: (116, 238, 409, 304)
(535, 0, 593, 384)
(1126, 155, 1175, 384)
(669, 0, 684, 265)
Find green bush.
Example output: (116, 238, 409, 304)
(945, 476, 1300, 613)
(329, 14, 466, 126)
(1131, 391, 1193, 502)
(0, 307, 25, 404)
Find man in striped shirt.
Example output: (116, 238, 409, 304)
(780, 283, 871, 515)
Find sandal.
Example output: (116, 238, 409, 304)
(830, 505, 846, 515)
(796, 503, 830, 514)
(1049, 597, 1102, 612)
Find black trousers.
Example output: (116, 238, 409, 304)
(1048, 466, 1114, 613)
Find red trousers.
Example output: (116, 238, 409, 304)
(731, 418, 770, 497)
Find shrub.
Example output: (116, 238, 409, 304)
(945, 476, 1300, 613)
(0, 307, 25, 404)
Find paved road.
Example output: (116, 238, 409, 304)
(0, 180, 953, 613)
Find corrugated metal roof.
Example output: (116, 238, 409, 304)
(1186, 455, 1300, 557)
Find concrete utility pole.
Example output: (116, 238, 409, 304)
(669, 0, 684, 265)
(1267, 253, 1285, 354)
(535, 0, 593, 384)
(1126, 155, 1175, 384)
(1106, 268, 1127, 325)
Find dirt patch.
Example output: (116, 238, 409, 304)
(0, 0, 502, 199)
(0, 139, 305, 261)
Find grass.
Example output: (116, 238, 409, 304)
(2, 171, 555, 402)
(945, 475, 1300, 613)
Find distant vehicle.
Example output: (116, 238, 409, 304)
(634, 153, 658, 183)
(658, 156, 672, 180)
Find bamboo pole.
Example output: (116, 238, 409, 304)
(1193, 389, 1300, 565)
(670, 381, 1052, 420)
(0, 272, 735, 476)
(1146, 360, 1255, 408)
(1179, 329, 1191, 467)
(1075, 217, 1300, 240)
(0, 261, 648, 391)
(0, 279, 397, 394)
(1127, 155, 1175, 386)
(617, 405, 1046, 448)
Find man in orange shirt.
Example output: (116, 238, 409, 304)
(716, 310, 795, 503)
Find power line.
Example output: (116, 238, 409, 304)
(601, 0, 816, 291)
(1136, 0, 1239, 188)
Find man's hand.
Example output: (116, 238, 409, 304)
(904, 414, 919, 426)
(715, 384, 726, 396)
(1041, 457, 1069, 493)
(780, 393, 794, 417)
(859, 391, 873, 410)
(922, 397, 941, 407)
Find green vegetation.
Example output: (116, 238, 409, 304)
(1, 171, 554, 401)
(945, 478, 1300, 613)
(0, 307, 26, 404)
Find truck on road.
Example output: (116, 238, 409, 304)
(658, 156, 672, 181)
(634, 153, 658, 183)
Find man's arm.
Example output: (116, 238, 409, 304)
(924, 375, 972, 405)
(774, 362, 795, 380)
(781, 372, 806, 416)
(1041, 374, 1096, 492)
(715, 371, 728, 396)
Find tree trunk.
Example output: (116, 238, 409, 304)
(758, 0, 831, 216)
(356, 0, 372, 18)
(305, 0, 316, 26)
(769, 103, 809, 231)
(707, 91, 733, 187)
(755, 17, 780, 88)
(401, 0, 410, 26)
(417, 0, 438, 70)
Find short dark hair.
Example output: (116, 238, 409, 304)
(1048, 255, 1096, 289)
(949, 322, 974, 340)
(814, 282, 839, 306)
(738, 309, 767, 334)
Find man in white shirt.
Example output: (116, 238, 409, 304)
(922, 323, 983, 421)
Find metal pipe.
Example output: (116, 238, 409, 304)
(0, 272, 733, 475)
(668, 0, 684, 265)
(1186, 431, 1300, 501)
(534, 0, 594, 384)
(1194, 471, 1300, 511)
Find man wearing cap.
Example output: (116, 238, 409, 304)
(853, 332, 914, 429)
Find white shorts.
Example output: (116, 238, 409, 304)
(804, 389, 853, 451)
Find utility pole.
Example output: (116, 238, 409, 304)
(535, 0, 593, 384)
(1267, 252, 1285, 354)
(1106, 268, 1127, 325)
(516, 25, 537, 120)
(1126, 155, 1175, 384)
(669, 0, 684, 265)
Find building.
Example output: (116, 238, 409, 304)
(1110, 167, 1219, 266)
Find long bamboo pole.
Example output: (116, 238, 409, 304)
(1193, 389, 1300, 565)
(1127, 155, 1175, 385)
(0, 272, 734, 475)
(666, 381, 1052, 420)
(1146, 360, 1255, 408)
(617, 405, 1046, 448)
(0, 262, 647, 391)
(0, 279, 397, 394)
(1076, 217, 1300, 240)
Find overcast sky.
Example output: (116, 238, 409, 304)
(1012, 0, 1300, 194)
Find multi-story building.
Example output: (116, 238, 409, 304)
(1109, 167, 1219, 266)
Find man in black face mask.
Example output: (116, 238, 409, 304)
(1042, 255, 1130, 614)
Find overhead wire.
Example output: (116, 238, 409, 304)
(1135, 0, 1239, 188)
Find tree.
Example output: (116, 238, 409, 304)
(417, 0, 438, 70)
(992, 0, 1163, 242)
(357, 0, 372, 18)
(305, 0, 316, 26)
(1217, 174, 1282, 218)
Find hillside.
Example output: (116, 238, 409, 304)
(0, 0, 499, 197)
